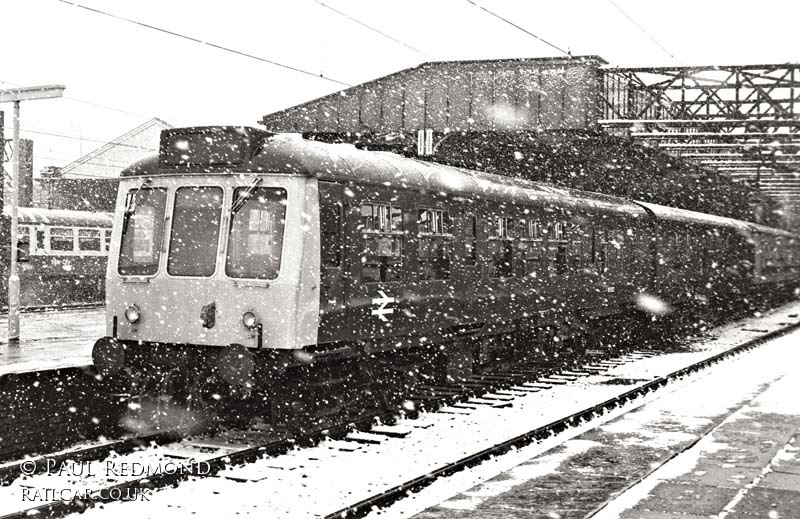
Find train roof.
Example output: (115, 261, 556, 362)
(123, 127, 648, 219)
(635, 201, 799, 238)
(634, 201, 751, 231)
(5, 207, 113, 228)
(121, 126, 798, 237)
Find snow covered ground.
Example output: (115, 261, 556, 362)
(26, 301, 795, 519)
(0, 308, 103, 375)
(394, 314, 800, 518)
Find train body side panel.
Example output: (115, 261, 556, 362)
(312, 176, 653, 348)
(295, 179, 320, 348)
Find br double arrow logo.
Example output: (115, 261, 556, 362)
(371, 290, 396, 322)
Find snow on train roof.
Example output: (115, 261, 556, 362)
(634, 201, 750, 230)
(635, 201, 799, 238)
(4, 207, 113, 227)
(122, 128, 798, 235)
(123, 131, 647, 219)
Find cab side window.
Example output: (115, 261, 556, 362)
(360, 203, 403, 283)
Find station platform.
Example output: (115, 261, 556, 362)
(411, 326, 800, 519)
(0, 308, 103, 376)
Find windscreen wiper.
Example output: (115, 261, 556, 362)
(122, 178, 152, 233)
(231, 178, 263, 216)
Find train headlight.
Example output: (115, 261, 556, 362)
(242, 311, 258, 330)
(124, 304, 141, 323)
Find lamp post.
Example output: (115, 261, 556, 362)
(0, 85, 65, 343)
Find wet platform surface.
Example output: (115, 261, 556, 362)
(412, 325, 800, 519)
(0, 308, 104, 376)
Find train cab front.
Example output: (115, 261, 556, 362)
(92, 127, 320, 421)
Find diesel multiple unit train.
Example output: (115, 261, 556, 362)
(92, 126, 800, 428)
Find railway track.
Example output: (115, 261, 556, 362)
(0, 302, 103, 316)
(0, 431, 179, 486)
(325, 319, 800, 519)
(1, 303, 798, 519)
(0, 405, 402, 518)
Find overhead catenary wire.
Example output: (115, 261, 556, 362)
(55, 0, 353, 87)
(39, 152, 134, 168)
(604, 0, 679, 62)
(62, 97, 148, 118)
(3, 152, 128, 178)
(310, 0, 429, 58)
(38, 168, 117, 179)
(1, 123, 156, 172)
(462, 0, 570, 57)
(38, 154, 134, 172)
(19, 128, 157, 151)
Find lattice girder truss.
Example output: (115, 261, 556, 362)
(598, 64, 800, 223)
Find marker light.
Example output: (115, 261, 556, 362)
(124, 304, 141, 323)
(242, 311, 258, 330)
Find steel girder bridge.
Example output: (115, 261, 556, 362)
(599, 63, 800, 227)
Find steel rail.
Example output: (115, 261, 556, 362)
(0, 406, 403, 519)
(3, 314, 797, 519)
(0, 430, 181, 486)
(322, 321, 800, 519)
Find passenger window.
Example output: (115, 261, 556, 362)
(18, 226, 30, 259)
(418, 208, 452, 280)
(520, 219, 543, 276)
(103, 230, 112, 253)
(582, 227, 595, 266)
(360, 203, 403, 283)
(488, 215, 513, 278)
(551, 221, 568, 275)
(569, 224, 583, 268)
(78, 229, 102, 251)
(461, 215, 477, 266)
(36, 229, 46, 251)
(489, 216, 510, 239)
(321, 202, 342, 267)
(50, 227, 75, 252)
(593, 228, 607, 273)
